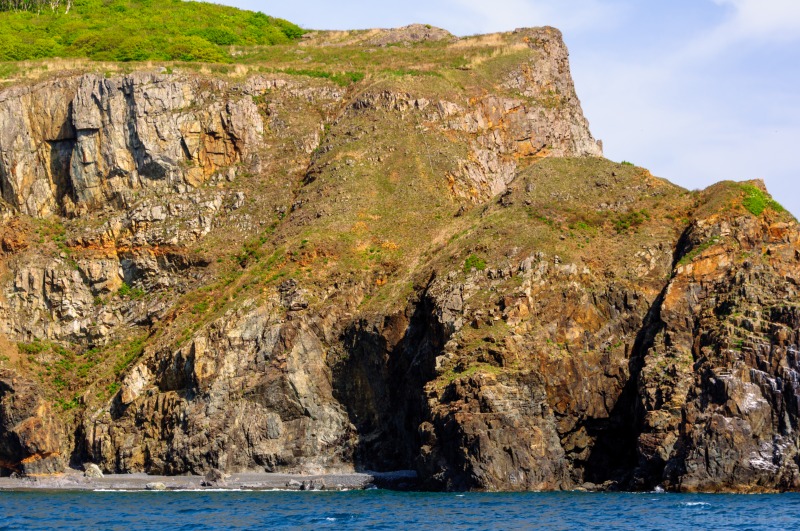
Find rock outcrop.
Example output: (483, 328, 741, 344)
(0, 26, 798, 494)
(0, 72, 263, 218)
(0, 369, 64, 475)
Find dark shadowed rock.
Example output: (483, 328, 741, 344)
(201, 468, 227, 487)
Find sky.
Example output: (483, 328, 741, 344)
(223, 1, 799, 216)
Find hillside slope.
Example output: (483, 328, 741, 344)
(1, 24, 799, 493)
(0, 0, 302, 63)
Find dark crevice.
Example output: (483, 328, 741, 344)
(332, 283, 445, 472)
(582, 283, 669, 488)
(581, 226, 697, 488)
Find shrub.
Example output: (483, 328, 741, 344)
(17, 340, 49, 355)
(191, 28, 240, 46)
(118, 282, 145, 299)
(614, 209, 650, 233)
(113, 336, 146, 376)
(464, 254, 486, 273)
(279, 68, 366, 87)
(167, 36, 228, 63)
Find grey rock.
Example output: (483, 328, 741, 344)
(300, 479, 325, 491)
(285, 479, 303, 489)
(83, 464, 104, 478)
(201, 468, 227, 487)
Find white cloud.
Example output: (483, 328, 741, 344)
(686, 0, 800, 59)
(712, 0, 800, 40)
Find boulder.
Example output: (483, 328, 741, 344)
(201, 468, 227, 487)
(83, 463, 104, 478)
(300, 479, 325, 491)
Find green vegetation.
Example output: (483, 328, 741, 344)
(464, 254, 487, 273)
(740, 183, 785, 216)
(113, 335, 146, 376)
(438, 362, 504, 388)
(678, 236, 721, 267)
(614, 209, 650, 233)
(118, 281, 145, 299)
(17, 339, 49, 354)
(56, 395, 80, 411)
(383, 68, 441, 78)
(275, 68, 365, 87)
(0, 0, 303, 63)
(0, 63, 18, 78)
(191, 301, 210, 315)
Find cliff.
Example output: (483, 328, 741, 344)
(0, 26, 798, 492)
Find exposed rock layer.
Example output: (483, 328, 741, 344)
(0, 27, 798, 493)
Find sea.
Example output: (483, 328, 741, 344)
(1, 490, 799, 530)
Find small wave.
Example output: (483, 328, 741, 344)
(93, 488, 254, 492)
(325, 518, 337, 522)
(456, 494, 465, 497)
(175, 489, 253, 492)
(681, 502, 710, 507)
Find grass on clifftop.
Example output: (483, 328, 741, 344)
(739, 183, 786, 216)
(0, 0, 303, 63)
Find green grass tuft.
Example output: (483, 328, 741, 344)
(118, 282, 145, 299)
(17, 340, 49, 355)
(278, 68, 365, 87)
(464, 254, 487, 273)
(740, 183, 785, 216)
(678, 236, 721, 267)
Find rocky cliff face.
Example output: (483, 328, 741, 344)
(0, 27, 798, 492)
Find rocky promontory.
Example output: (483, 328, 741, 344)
(0, 25, 798, 493)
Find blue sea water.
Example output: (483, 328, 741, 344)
(1, 490, 799, 530)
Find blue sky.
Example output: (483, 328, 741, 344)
(224, 1, 800, 216)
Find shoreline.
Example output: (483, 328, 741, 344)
(0, 470, 419, 492)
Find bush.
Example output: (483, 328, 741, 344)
(17, 340, 49, 355)
(278, 68, 366, 87)
(167, 36, 228, 63)
(118, 281, 145, 299)
(614, 209, 650, 233)
(114, 36, 159, 62)
(191, 28, 239, 46)
(464, 254, 486, 273)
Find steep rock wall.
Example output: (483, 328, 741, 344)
(0, 28, 797, 494)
